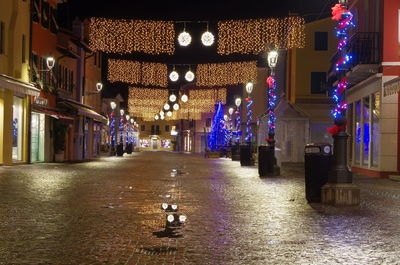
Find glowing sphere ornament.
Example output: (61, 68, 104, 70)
(201, 31, 215, 46)
(185, 70, 195, 82)
(169, 94, 177, 102)
(160, 110, 165, 116)
(173, 103, 180, 110)
(164, 103, 170, 110)
(167, 111, 172, 117)
(155, 114, 159, 120)
(169, 70, 179, 82)
(160, 115, 165, 120)
(181, 94, 188, 102)
(235, 98, 242, 107)
(178, 31, 192, 46)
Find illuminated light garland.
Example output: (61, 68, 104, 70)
(89, 18, 175, 55)
(109, 112, 116, 146)
(266, 76, 277, 135)
(108, 59, 168, 87)
(196, 61, 257, 87)
(119, 116, 125, 144)
(217, 17, 305, 55)
(245, 97, 253, 144)
(128, 87, 168, 119)
(330, 3, 354, 122)
(236, 108, 241, 143)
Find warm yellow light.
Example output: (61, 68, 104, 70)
(201, 31, 215, 46)
(178, 31, 192, 46)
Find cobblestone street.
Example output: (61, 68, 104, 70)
(1, 151, 400, 264)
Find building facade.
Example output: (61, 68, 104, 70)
(337, 0, 400, 177)
(0, 0, 40, 165)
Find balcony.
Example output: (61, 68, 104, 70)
(328, 32, 381, 86)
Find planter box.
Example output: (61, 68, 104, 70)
(206, 152, 220, 158)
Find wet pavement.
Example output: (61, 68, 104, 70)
(0, 151, 400, 265)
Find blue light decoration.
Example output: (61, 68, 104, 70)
(125, 123, 129, 145)
(119, 116, 124, 144)
(109, 112, 116, 146)
(266, 76, 277, 140)
(245, 97, 253, 144)
(235, 108, 241, 144)
(208, 101, 227, 151)
(330, 2, 355, 122)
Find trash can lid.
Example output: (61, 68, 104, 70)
(305, 143, 332, 154)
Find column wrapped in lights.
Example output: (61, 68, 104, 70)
(245, 82, 254, 144)
(325, 0, 356, 185)
(235, 97, 241, 144)
(109, 101, 117, 155)
(228, 107, 234, 145)
(258, 50, 280, 176)
(125, 115, 130, 146)
(119, 109, 125, 144)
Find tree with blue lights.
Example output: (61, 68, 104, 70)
(208, 101, 227, 151)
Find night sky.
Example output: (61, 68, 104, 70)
(68, 0, 337, 104)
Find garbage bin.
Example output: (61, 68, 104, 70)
(116, 143, 124, 156)
(231, 144, 240, 161)
(240, 145, 254, 166)
(304, 143, 333, 203)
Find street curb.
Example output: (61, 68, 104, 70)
(389, 175, 400, 182)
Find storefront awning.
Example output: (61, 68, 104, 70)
(58, 100, 108, 124)
(384, 77, 400, 96)
(0, 74, 40, 96)
(32, 105, 75, 120)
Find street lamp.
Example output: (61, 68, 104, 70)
(46, 57, 55, 70)
(117, 109, 125, 156)
(109, 101, 117, 156)
(245, 82, 254, 144)
(259, 50, 280, 176)
(96, 82, 103, 92)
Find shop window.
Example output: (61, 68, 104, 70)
(151, 125, 155, 134)
(347, 103, 353, 164)
(12, 96, 24, 161)
(363, 96, 370, 166)
(314, 32, 328, 51)
(0, 21, 5, 54)
(31, 113, 45, 162)
(371, 92, 380, 167)
(310, 72, 326, 94)
(41, 1, 49, 29)
(355, 100, 361, 165)
(161, 140, 171, 149)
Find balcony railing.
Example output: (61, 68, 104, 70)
(328, 32, 381, 86)
(348, 32, 381, 68)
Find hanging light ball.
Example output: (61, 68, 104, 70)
(164, 103, 170, 110)
(185, 70, 195, 82)
(169, 70, 179, 82)
(160, 115, 165, 120)
(178, 31, 192, 46)
(155, 114, 159, 120)
(169, 94, 177, 102)
(173, 103, 180, 110)
(181, 94, 188, 103)
(167, 111, 172, 117)
(229, 107, 234, 115)
(160, 110, 165, 116)
(201, 31, 215, 46)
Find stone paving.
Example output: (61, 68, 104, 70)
(1, 151, 400, 265)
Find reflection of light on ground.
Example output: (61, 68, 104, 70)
(26, 169, 69, 200)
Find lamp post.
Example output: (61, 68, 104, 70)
(109, 101, 117, 156)
(231, 98, 241, 161)
(259, 50, 280, 176)
(125, 114, 130, 153)
(245, 82, 254, 144)
(117, 109, 125, 156)
(322, 0, 359, 205)
(228, 107, 234, 146)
